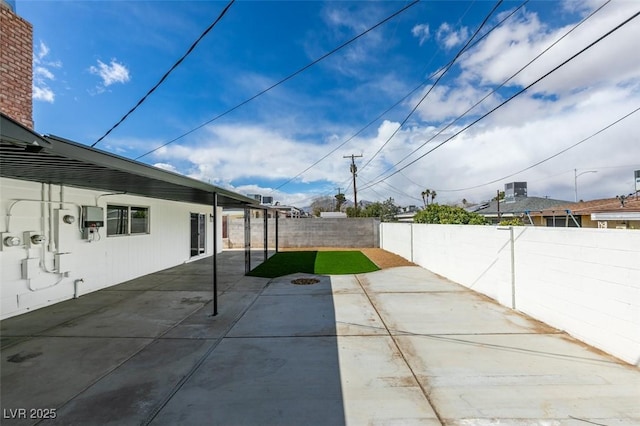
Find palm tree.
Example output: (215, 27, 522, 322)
(430, 190, 437, 204)
(421, 189, 431, 207)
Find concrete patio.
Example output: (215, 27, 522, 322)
(1, 250, 639, 425)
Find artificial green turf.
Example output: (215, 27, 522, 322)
(248, 250, 380, 278)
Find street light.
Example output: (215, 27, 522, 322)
(574, 168, 597, 202)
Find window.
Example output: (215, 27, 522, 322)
(107, 205, 149, 236)
(130, 206, 149, 234)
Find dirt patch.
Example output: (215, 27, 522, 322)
(280, 247, 415, 269)
(361, 248, 416, 269)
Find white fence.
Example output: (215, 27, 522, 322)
(380, 223, 640, 365)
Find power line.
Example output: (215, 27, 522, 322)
(379, 181, 423, 202)
(92, 0, 236, 148)
(134, 0, 420, 160)
(434, 105, 640, 192)
(360, 0, 611, 187)
(359, 0, 504, 172)
(270, 0, 528, 194)
(359, 7, 639, 192)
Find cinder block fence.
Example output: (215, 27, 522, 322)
(225, 217, 380, 249)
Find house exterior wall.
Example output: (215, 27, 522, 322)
(225, 217, 380, 248)
(380, 222, 640, 365)
(532, 215, 639, 229)
(0, 3, 33, 129)
(580, 215, 639, 229)
(0, 177, 222, 319)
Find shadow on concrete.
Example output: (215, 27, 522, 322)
(0, 250, 346, 426)
(151, 272, 346, 425)
(247, 250, 318, 278)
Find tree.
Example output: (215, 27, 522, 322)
(421, 189, 431, 207)
(430, 190, 437, 204)
(334, 193, 346, 212)
(361, 202, 382, 218)
(358, 197, 399, 222)
(414, 204, 488, 225)
(310, 196, 334, 217)
(493, 191, 505, 202)
(380, 197, 400, 222)
(346, 198, 399, 221)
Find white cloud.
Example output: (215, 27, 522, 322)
(354, 2, 640, 206)
(33, 86, 55, 103)
(361, 82, 640, 206)
(411, 23, 430, 46)
(458, 2, 640, 94)
(153, 163, 178, 173)
(308, 3, 392, 77)
(89, 59, 131, 89)
(158, 124, 348, 184)
(32, 40, 60, 103)
(118, 2, 640, 209)
(411, 83, 502, 122)
(36, 40, 49, 60)
(436, 23, 469, 50)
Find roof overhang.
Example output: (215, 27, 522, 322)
(591, 212, 640, 221)
(0, 113, 260, 209)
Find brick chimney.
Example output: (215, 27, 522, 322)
(0, 0, 34, 129)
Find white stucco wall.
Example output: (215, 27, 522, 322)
(0, 177, 223, 319)
(380, 222, 640, 365)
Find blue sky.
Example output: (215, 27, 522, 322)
(19, 0, 640, 207)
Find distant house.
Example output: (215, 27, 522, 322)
(472, 182, 572, 225)
(532, 196, 640, 229)
(396, 205, 420, 223)
(274, 205, 303, 218)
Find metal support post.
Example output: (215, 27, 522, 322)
(244, 208, 251, 274)
(275, 211, 279, 253)
(263, 209, 268, 262)
(212, 192, 218, 316)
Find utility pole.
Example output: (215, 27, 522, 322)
(344, 154, 363, 216)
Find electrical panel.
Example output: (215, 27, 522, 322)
(82, 206, 104, 228)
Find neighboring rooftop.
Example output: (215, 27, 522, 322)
(473, 196, 573, 217)
(541, 195, 640, 215)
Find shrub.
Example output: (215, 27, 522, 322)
(413, 204, 488, 225)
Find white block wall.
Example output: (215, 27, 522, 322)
(0, 177, 223, 320)
(380, 223, 640, 365)
(379, 223, 413, 261)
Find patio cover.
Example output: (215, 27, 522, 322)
(0, 113, 259, 209)
(1, 112, 272, 316)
